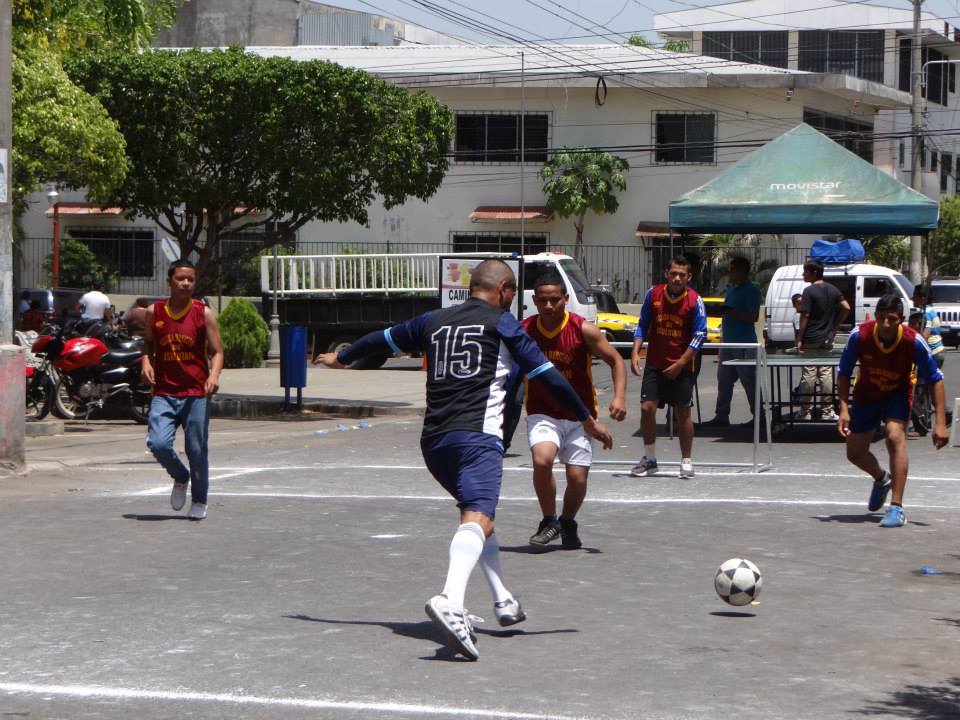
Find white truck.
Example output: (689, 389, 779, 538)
(261, 251, 596, 368)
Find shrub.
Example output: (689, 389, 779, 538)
(218, 298, 269, 368)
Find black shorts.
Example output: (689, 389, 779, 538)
(641, 366, 694, 407)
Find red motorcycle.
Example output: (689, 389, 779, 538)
(31, 325, 152, 424)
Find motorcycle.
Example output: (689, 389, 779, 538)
(31, 324, 152, 424)
(15, 330, 53, 421)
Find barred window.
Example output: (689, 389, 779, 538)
(454, 113, 549, 163)
(701, 31, 788, 68)
(66, 226, 155, 278)
(655, 113, 716, 164)
(803, 109, 874, 163)
(451, 231, 547, 256)
(899, 40, 950, 106)
(799, 30, 884, 83)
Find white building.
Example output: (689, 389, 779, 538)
(23, 43, 909, 298)
(654, 0, 960, 200)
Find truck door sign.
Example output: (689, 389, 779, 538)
(438, 256, 523, 320)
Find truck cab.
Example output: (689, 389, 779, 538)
(521, 253, 597, 323)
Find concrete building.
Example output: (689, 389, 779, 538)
(23, 44, 908, 299)
(654, 0, 960, 201)
(154, 0, 456, 48)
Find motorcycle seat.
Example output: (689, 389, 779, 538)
(101, 350, 142, 365)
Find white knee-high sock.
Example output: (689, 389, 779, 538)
(441, 522, 486, 609)
(479, 532, 513, 604)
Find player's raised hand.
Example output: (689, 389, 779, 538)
(583, 417, 613, 449)
(313, 352, 346, 369)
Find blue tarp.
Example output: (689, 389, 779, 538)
(669, 124, 939, 235)
(810, 238, 866, 264)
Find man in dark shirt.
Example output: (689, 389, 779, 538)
(313, 259, 612, 661)
(796, 260, 850, 420)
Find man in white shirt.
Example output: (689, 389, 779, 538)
(79, 281, 113, 322)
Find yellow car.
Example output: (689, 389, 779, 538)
(702, 296, 724, 349)
(593, 289, 637, 357)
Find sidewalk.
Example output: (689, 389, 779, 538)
(212, 358, 427, 418)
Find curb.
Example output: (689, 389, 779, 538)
(210, 394, 424, 419)
(25, 420, 64, 437)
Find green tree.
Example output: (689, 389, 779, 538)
(42, 236, 116, 289)
(538, 147, 629, 266)
(67, 48, 453, 293)
(218, 298, 270, 369)
(627, 35, 690, 52)
(928, 195, 960, 277)
(859, 235, 908, 271)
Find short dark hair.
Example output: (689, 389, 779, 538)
(90, 280, 103, 291)
(533, 271, 566, 292)
(913, 285, 928, 300)
(729, 256, 750, 273)
(167, 259, 197, 278)
(791, 293, 802, 303)
(875, 293, 904, 316)
(803, 260, 824, 279)
(668, 255, 691, 271)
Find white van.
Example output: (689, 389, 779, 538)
(521, 252, 598, 323)
(765, 262, 914, 347)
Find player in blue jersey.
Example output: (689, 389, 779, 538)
(314, 259, 613, 661)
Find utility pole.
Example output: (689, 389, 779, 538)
(909, 0, 925, 285)
(0, 0, 26, 475)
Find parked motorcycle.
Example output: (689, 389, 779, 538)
(15, 330, 53, 421)
(31, 324, 152, 424)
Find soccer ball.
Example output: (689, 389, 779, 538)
(714, 558, 762, 606)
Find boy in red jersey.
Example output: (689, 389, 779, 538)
(524, 273, 626, 549)
(837, 294, 948, 528)
(141, 260, 224, 521)
(630, 256, 707, 479)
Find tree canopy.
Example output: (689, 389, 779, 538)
(928, 195, 960, 277)
(67, 48, 453, 291)
(538, 147, 629, 265)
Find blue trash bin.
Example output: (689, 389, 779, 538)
(279, 326, 307, 408)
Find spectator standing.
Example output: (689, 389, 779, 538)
(796, 260, 850, 420)
(913, 286, 944, 369)
(79, 281, 113, 323)
(700, 256, 762, 428)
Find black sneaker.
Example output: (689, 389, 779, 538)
(559, 517, 582, 549)
(529, 518, 561, 546)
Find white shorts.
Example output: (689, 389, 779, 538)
(526, 414, 593, 467)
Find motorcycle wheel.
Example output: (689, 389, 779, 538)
(51, 377, 84, 420)
(127, 383, 153, 425)
(25, 371, 52, 421)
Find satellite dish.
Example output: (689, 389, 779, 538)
(160, 237, 181, 263)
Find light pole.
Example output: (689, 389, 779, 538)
(265, 243, 281, 368)
(46, 188, 60, 288)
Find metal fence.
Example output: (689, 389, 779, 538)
(15, 235, 808, 302)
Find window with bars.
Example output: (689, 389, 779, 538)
(450, 231, 548, 256)
(802, 109, 874, 163)
(798, 30, 884, 82)
(66, 226, 155, 277)
(654, 112, 716, 164)
(899, 40, 951, 105)
(454, 113, 549, 163)
(942, 153, 953, 192)
(701, 31, 788, 68)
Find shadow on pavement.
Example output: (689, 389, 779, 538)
(852, 676, 960, 718)
(122, 513, 189, 521)
(499, 545, 602, 555)
(812, 514, 930, 527)
(709, 611, 756, 618)
(283, 614, 578, 659)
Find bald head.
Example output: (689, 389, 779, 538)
(470, 259, 515, 292)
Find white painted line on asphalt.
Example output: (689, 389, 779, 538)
(130, 490, 960, 510)
(0, 682, 591, 720)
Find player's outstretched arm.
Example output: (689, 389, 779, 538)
(581, 321, 627, 421)
(312, 315, 428, 369)
(314, 353, 346, 369)
(930, 380, 949, 449)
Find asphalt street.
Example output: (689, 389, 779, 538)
(3, 355, 960, 719)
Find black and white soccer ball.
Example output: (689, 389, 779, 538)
(714, 558, 762, 606)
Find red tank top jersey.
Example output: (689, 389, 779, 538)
(645, 284, 701, 371)
(522, 311, 597, 420)
(852, 321, 917, 404)
(151, 299, 209, 397)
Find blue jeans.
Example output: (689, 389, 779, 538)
(147, 396, 209, 503)
(715, 348, 759, 421)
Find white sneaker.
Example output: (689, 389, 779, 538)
(170, 482, 187, 511)
(679, 458, 695, 479)
(821, 408, 839, 421)
(425, 594, 479, 660)
(493, 597, 527, 627)
(187, 502, 207, 521)
(792, 410, 811, 421)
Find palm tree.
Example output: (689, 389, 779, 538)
(538, 147, 629, 267)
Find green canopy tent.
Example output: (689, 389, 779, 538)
(668, 124, 939, 235)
